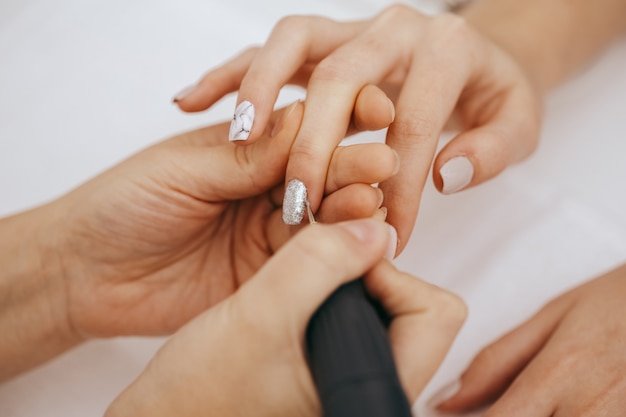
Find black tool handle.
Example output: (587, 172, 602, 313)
(306, 279, 413, 417)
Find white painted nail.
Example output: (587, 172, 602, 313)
(229, 100, 255, 141)
(426, 379, 462, 410)
(384, 223, 398, 260)
(440, 156, 473, 194)
(282, 179, 307, 225)
(172, 84, 196, 102)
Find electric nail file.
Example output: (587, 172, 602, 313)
(283, 180, 413, 417)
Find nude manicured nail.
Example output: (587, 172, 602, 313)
(172, 84, 196, 103)
(387, 98, 396, 123)
(376, 187, 384, 208)
(426, 379, 461, 410)
(229, 100, 255, 141)
(384, 223, 398, 260)
(440, 156, 473, 194)
(282, 179, 307, 225)
(391, 150, 400, 175)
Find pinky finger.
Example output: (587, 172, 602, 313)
(173, 47, 259, 112)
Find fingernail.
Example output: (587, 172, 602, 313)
(384, 223, 398, 260)
(282, 179, 307, 225)
(375, 187, 384, 208)
(172, 84, 196, 103)
(426, 379, 461, 410)
(379, 206, 388, 221)
(387, 98, 396, 123)
(391, 149, 400, 175)
(440, 156, 473, 194)
(271, 100, 301, 137)
(229, 100, 255, 141)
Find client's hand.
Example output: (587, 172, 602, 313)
(105, 219, 467, 417)
(431, 262, 626, 416)
(174, 4, 542, 252)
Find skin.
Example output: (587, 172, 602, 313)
(0, 87, 399, 381)
(437, 264, 626, 416)
(104, 220, 467, 417)
(173, 0, 626, 414)
(175, 5, 543, 253)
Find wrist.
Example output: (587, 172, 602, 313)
(0, 203, 83, 381)
(459, 2, 555, 95)
(460, 0, 626, 94)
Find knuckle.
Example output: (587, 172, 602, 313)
(429, 13, 476, 49)
(432, 12, 471, 37)
(472, 343, 502, 371)
(312, 55, 357, 83)
(545, 347, 593, 380)
(390, 113, 438, 145)
(273, 15, 307, 35)
(431, 289, 468, 328)
(240, 45, 261, 59)
(378, 3, 419, 22)
(289, 139, 327, 166)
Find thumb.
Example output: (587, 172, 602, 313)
(236, 219, 395, 334)
(166, 100, 304, 202)
(432, 296, 573, 413)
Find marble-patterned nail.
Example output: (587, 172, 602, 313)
(229, 100, 255, 141)
(283, 179, 307, 225)
(426, 379, 462, 410)
(172, 84, 196, 103)
(440, 156, 474, 195)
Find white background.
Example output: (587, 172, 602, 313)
(1, 1, 625, 416)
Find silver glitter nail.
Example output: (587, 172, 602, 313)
(282, 179, 307, 225)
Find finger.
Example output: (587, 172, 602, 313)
(435, 295, 575, 413)
(351, 84, 396, 132)
(164, 100, 304, 202)
(325, 143, 399, 194)
(174, 52, 316, 113)
(380, 15, 478, 253)
(173, 79, 392, 149)
(364, 261, 467, 401)
(268, 140, 398, 205)
(317, 184, 383, 222)
(284, 10, 414, 215)
(238, 219, 393, 333)
(433, 76, 541, 195)
(230, 16, 366, 142)
(267, 183, 385, 253)
(173, 47, 259, 112)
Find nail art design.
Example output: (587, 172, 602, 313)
(283, 179, 307, 225)
(229, 100, 255, 141)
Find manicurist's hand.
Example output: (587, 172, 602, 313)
(0, 87, 397, 380)
(174, 4, 542, 250)
(105, 218, 467, 417)
(430, 262, 626, 416)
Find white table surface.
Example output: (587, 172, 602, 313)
(1, 1, 625, 416)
